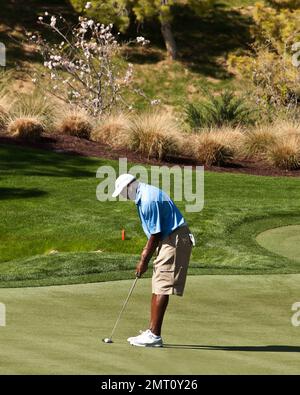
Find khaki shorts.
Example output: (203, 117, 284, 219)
(152, 225, 193, 296)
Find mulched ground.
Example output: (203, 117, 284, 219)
(1, 133, 300, 178)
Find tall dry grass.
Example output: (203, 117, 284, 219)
(126, 111, 182, 160)
(180, 127, 244, 165)
(267, 135, 300, 170)
(243, 127, 278, 158)
(0, 95, 12, 132)
(7, 116, 45, 142)
(190, 132, 234, 166)
(10, 90, 57, 131)
(56, 108, 93, 140)
(0, 105, 8, 132)
(92, 113, 132, 148)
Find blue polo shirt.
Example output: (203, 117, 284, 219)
(135, 182, 185, 239)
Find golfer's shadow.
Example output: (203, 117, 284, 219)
(163, 344, 300, 353)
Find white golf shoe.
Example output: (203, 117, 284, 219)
(127, 330, 145, 343)
(129, 329, 163, 347)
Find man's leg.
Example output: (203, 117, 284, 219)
(149, 293, 169, 336)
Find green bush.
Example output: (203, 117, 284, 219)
(185, 90, 255, 130)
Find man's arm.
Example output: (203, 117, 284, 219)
(136, 233, 161, 277)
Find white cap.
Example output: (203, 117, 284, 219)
(112, 174, 136, 198)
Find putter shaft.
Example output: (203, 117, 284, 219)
(109, 276, 138, 340)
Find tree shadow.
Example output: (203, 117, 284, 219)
(0, 187, 47, 200)
(0, 140, 98, 178)
(126, 2, 253, 79)
(163, 344, 300, 353)
(172, 3, 254, 78)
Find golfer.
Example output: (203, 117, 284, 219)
(112, 174, 194, 347)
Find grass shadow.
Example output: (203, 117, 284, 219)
(0, 187, 47, 200)
(163, 344, 300, 352)
(0, 141, 98, 178)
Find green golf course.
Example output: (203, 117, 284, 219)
(1, 275, 300, 374)
(1, 143, 300, 374)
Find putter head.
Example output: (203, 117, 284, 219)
(102, 338, 113, 344)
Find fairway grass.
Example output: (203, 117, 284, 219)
(0, 275, 299, 374)
(257, 225, 300, 263)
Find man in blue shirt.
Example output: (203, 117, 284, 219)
(112, 174, 194, 347)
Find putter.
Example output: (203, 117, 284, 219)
(102, 275, 139, 344)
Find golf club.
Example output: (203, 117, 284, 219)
(102, 275, 139, 344)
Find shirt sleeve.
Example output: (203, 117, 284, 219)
(141, 200, 162, 235)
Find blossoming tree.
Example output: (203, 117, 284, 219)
(29, 10, 153, 116)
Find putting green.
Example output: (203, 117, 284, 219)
(0, 275, 300, 374)
(256, 225, 300, 263)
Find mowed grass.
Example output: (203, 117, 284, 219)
(256, 225, 300, 263)
(1, 143, 300, 287)
(0, 275, 299, 374)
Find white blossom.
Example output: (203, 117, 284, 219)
(150, 99, 161, 106)
(136, 36, 150, 46)
(85, 2, 92, 9)
(87, 19, 94, 28)
(50, 16, 57, 28)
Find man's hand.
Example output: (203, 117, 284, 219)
(135, 233, 161, 278)
(135, 261, 148, 278)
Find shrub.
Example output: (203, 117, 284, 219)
(185, 103, 206, 130)
(92, 113, 132, 148)
(185, 91, 254, 130)
(243, 128, 278, 157)
(57, 110, 93, 140)
(267, 136, 300, 170)
(7, 117, 45, 142)
(192, 132, 234, 166)
(127, 111, 181, 160)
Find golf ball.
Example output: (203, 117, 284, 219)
(103, 338, 113, 343)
